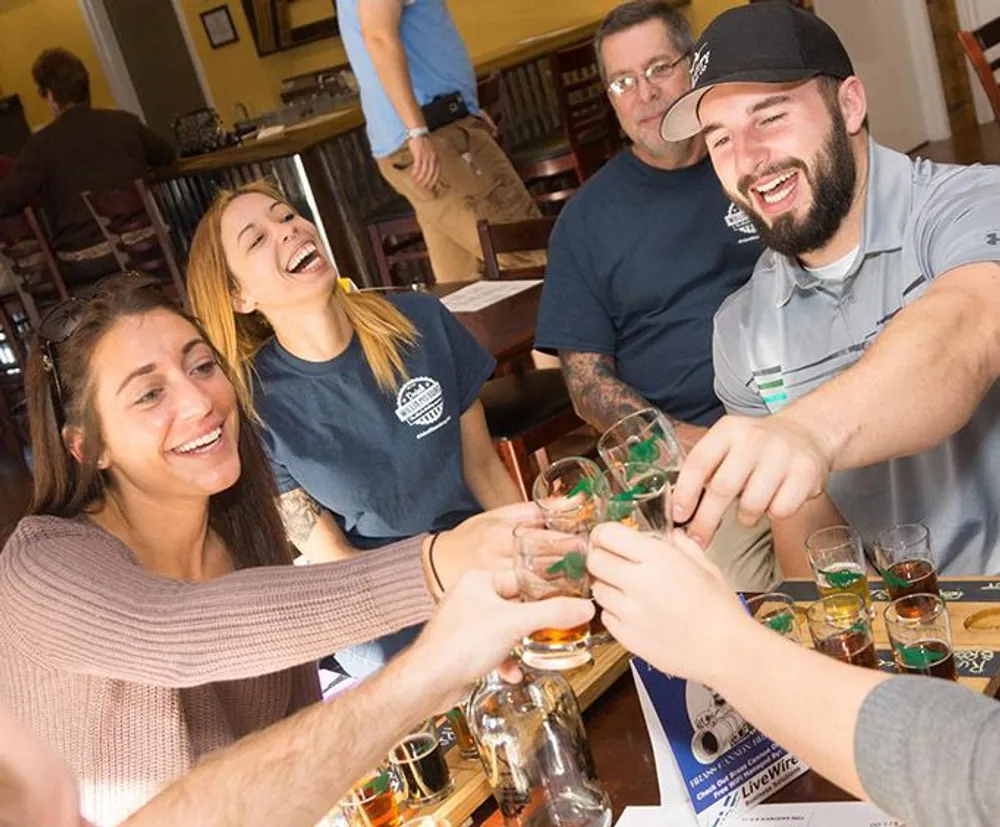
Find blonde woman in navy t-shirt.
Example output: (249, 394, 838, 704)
(188, 181, 521, 675)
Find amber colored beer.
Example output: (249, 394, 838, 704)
(342, 771, 400, 827)
(446, 707, 478, 759)
(885, 559, 941, 602)
(894, 640, 957, 681)
(815, 628, 879, 669)
(528, 622, 590, 647)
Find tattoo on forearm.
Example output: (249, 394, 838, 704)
(278, 489, 323, 548)
(559, 351, 654, 432)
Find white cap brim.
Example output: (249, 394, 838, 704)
(659, 86, 715, 143)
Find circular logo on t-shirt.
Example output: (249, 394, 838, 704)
(395, 376, 445, 427)
(725, 203, 758, 237)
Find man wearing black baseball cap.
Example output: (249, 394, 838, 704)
(655, 2, 1000, 581)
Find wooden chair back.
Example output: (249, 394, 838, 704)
(550, 41, 622, 182)
(0, 207, 70, 326)
(82, 179, 187, 304)
(959, 16, 1000, 123)
(477, 217, 557, 280)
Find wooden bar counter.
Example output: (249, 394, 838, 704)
(151, 0, 625, 287)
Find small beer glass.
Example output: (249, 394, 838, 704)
(514, 521, 591, 670)
(746, 593, 801, 643)
(874, 524, 940, 602)
(598, 462, 672, 536)
(884, 594, 957, 680)
(444, 706, 478, 759)
(532, 456, 606, 533)
(805, 525, 873, 617)
(806, 593, 879, 669)
(388, 719, 454, 806)
(340, 766, 400, 827)
(597, 407, 684, 474)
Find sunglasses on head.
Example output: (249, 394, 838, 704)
(38, 271, 165, 414)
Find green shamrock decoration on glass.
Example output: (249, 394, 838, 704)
(895, 642, 944, 670)
(545, 550, 587, 580)
(876, 566, 912, 590)
(605, 485, 646, 522)
(369, 769, 390, 796)
(626, 436, 660, 465)
(566, 478, 595, 498)
(765, 612, 795, 636)
(820, 567, 863, 589)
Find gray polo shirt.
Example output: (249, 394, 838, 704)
(713, 139, 1000, 575)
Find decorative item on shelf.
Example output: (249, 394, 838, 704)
(200, 5, 240, 49)
(171, 108, 236, 158)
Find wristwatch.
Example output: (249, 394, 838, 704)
(405, 126, 430, 141)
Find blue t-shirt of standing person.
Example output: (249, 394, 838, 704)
(252, 291, 495, 677)
(535, 151, 764, 427)
(336, 0, 480, 157)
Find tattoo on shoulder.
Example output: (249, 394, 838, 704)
(278, 489, 323, 547)
(559, 351, 652, 431)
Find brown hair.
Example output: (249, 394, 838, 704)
(186, 180, 418, 414)
(26, 273, 292, 570)
(32, 48, 90, 107)
(594, 0, 694, 81)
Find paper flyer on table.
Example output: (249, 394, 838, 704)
(438, 279, 541, 313)
(631, 660, 808, 826)
(615, 802, 902, 826)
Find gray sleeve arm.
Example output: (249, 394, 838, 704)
(855, 675, 1000, 827)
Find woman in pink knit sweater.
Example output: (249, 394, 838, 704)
(0, 272, 533, 826)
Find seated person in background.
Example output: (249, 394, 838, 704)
(535, 0, 775, 590)
(589, 523, 1000, 827)
(0, 48, 176, 283)
(1, 570, 590, 827)
(659, 3, 1000, 575)
(187, 181, 522, 676)
(0, 272, 531, 826)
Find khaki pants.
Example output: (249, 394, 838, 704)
(703, 506, 781, 592)
(376, 116, 542, 283)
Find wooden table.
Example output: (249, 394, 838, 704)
(431, 282, 543, 364)
(464, 576, 1000, 824)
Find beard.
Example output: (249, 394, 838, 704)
(734, 105, 858, 258)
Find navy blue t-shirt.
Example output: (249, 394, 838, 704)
(253, 292, 495, 549)
(535, 150, 763, 427)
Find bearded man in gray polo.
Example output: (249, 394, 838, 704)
(660, 3, 1000, 578)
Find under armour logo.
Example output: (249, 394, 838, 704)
(987, 232, 1000, 246)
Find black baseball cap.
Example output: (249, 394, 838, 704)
(660, 2, 854, 142)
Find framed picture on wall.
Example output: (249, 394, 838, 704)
(201, 5, 240, 48)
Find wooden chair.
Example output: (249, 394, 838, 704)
(476, 216, 556, 280)
(364, 196, 432, 287)
(509, 41, 621, 214)
(959, 16, 1000, 123)
(0, 207, 70, 327)
(479, 368, 585, 500)
(81, 179, 187, 303)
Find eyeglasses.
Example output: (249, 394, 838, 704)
(38, 271, 164, 413)
(607, 52, 691, 98)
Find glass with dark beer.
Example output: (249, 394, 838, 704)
(874, 523, 941, 602)
(884, 594, 957, 680)
(806, 593, 879, 669)
(388, 720, 454, 806)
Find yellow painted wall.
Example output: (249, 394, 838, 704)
(686, 0, 747, 35)
(0, 0, 745, 133)
(0, 0, 116, 129)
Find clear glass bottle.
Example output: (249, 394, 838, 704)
(466, 668, 611, 827)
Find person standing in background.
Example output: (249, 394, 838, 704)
(336, 0, 542, 283)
